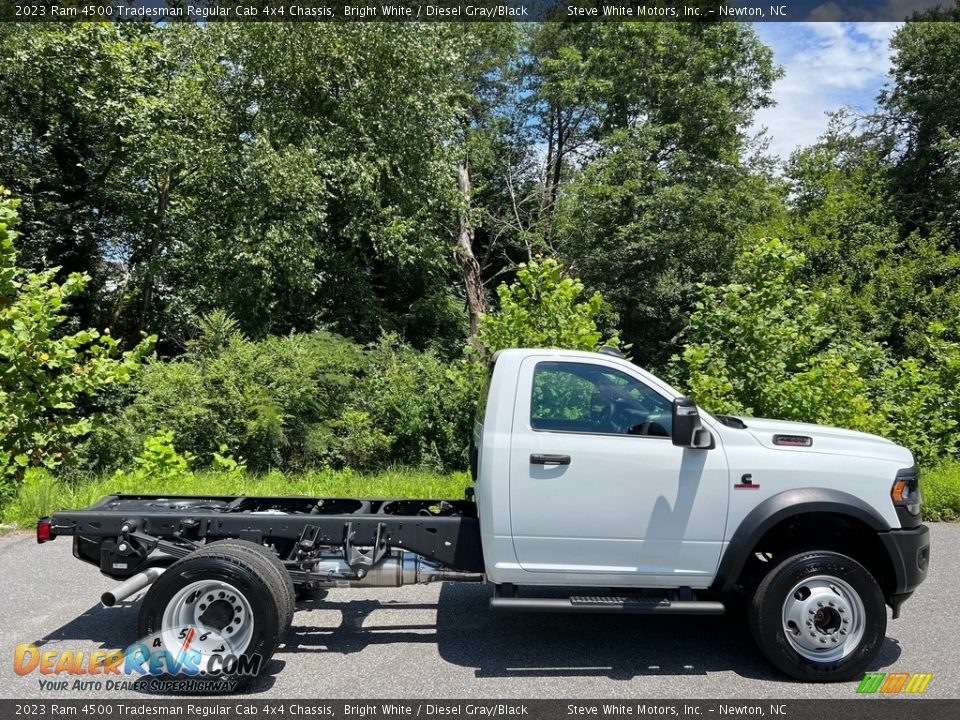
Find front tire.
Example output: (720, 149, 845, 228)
(748, 551, 886, 681)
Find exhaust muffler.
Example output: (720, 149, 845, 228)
(306, 552, 483, 588)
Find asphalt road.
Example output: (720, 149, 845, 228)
(1, 524, 957, 700)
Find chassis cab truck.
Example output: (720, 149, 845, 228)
(39, 348, 930, 685)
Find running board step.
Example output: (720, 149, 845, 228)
(489, 595, 725, 615)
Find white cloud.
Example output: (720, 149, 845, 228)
(752, 22, 901, 160)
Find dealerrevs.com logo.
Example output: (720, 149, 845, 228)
(856, 672, 934, 694)
(13, 625, 263, 693)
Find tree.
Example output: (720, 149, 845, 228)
(880, 12, 960, 243)
(0, 190, 154, 496)
(674, 237, 960, 463)
(783, 117, 960, 358)
(673, 238, 887, 434)
(475, 256, 620, 358)
(0, 24, 474, 351)
(549, 22, 784, 364)
(0, 23, 160, 329)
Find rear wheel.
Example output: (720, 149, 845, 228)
(200, 539, 296, 632)
(138, 543, 288, 689)
(748, 551, 886, 681)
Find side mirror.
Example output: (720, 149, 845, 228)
(672, 397, 712, 449)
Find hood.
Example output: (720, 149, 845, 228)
(734, 417, 914, 465)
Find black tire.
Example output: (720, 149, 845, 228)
(200, 540, 296, 632)
(138, 544, 287, 690)
(748, 551, 886, 682)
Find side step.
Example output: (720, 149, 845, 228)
(489, 595, 725, 616)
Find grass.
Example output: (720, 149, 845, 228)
(4, 460, 960, 529)
(1, 467, 469, 529)
(923, 460, 960, 521)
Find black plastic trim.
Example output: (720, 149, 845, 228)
(894, 464, 922, 529)
(878, 524, 930, 598)
(712, 488, 892, 592)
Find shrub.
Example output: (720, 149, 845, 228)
(0, 189, 154, 502)
(131, 429, 194, 483)
(351, 336, 478, 471)
(80, 258, 627, 477)
(673, 238, 960, 464)
(674, 239, 887, 429)
(85, 328, 365, 473)
(923, 460, 960, 522)
(476, 256, 621, 358)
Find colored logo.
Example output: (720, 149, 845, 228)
(13, 625, 262, 693)
(856, 672, 933, 694)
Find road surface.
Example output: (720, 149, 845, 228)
(1, 524, 956, 699)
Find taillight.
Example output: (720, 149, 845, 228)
(891, 471, 921, 516)
(36, 517, 53, 544)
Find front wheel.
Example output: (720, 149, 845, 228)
(748, 551, 886, 681)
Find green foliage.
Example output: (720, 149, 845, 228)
(87, 330, 364, 473)
(4, 24, 960, 486)
(674, 239, 867, 418)
(674, 238, 960, 464)
(476, 257, 620, 357)
(2, 467, 468, 529)
(5, 468, 62, 529)
(0, 24, 469, 349)
(784, 133, 960, 358)
(881, 13, 960, 243)
(0, 190, 154, 500)
(319, 410, 395, 474)
(211, 444, 247, 481)
(188, 310, 243, 357)
(872, 328, 960, 464)
(923, 460, 960, 522)
(87, 330, 477, 475)
(548, 22, 784, 364)
(131, 429, 194, 483)
(352, 336, 479, 472)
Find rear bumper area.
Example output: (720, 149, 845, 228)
(879, 524, 930, 614)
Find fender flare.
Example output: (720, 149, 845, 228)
(711, 488, 891, 592)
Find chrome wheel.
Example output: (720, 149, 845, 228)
(160, 579, 254, 667)
(781, 574, 866, 663)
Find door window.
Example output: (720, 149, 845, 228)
(530, 361, 672, 437)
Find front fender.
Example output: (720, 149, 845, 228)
(712, 488, 891, 592)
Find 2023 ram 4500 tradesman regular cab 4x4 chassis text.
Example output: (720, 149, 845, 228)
(38, 348, 930, 685)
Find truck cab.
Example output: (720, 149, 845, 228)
(473, 348, 929, 680)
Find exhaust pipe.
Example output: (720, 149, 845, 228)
(101, 567, 165, 607)
(306, 552, 483, 588)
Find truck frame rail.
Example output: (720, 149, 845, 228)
(43, 494, 484, 583)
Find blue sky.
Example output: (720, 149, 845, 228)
(751, 22, 902, 159)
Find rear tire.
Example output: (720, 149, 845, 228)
(748, 551, 886, 682)
(200, 539, 296, 632)
(138, 543, 288, 690)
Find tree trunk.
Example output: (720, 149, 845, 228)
(456, 161, 486, 343)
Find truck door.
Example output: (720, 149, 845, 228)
(508, 357, 729, 585)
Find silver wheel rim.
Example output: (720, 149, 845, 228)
(161, 580, 254, 669)
(781, 574, 866, 663)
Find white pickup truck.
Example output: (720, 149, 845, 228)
(39, 348, 930, 685)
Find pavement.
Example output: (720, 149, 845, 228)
(0, 524, 957, 699)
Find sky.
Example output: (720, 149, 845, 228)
(751, 22, 902, 160)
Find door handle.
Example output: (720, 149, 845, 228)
(530, 453, 571, 466)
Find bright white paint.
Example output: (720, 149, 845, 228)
(474, 349, 913, 589)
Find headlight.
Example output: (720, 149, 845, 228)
(891, 469, 922, 516)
